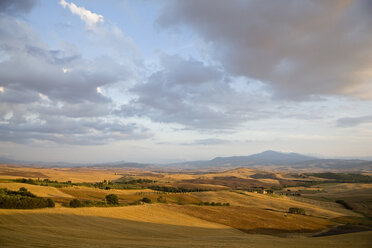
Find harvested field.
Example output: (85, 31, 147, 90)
(1, 206, 371, 248)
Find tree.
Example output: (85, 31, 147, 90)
(141, 197, 151, 203)
(19, 187, 28, 193)
(105, 194, 119, 205)
(0, 188, 55, 209)
(47, 198, 55, 208)
(288, 207, 306, 215)
(69, 199, 82, 208)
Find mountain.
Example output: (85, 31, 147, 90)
(212, 150, 317, 165)
(170, 150, 318, 168)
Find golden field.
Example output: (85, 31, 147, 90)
(0, 206, 371, 248)
(0, 164, 371, 247)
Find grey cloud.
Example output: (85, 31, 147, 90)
(0, 115, 152, 145)
(157, 0, 372, 100)
(0, 88, 40, 104)
(25, 45, 80, 65)
(0, 54, 112, 104)
(181, 138, 232, 146)
(36, 101, 112, 118)
(0, 14, 47, 51)
(0, 0, 37, 15)
(118, 54, 274, 129)
(336, 115, 372, 127)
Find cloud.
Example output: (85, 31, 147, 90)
(336, 115, 372, 127)
(0, 88, 40, 104)
(58, 0, 140, 62)
(0, 13, 147, 145)
(0, 14, 132, 105)
(182, 138, 232, 146)
(0, 115, 152, 145)
(0, 0, 37, 15)
(118, 53, 273, 129)
(157, 0, 372, 100)
(59, 0, 103, 27)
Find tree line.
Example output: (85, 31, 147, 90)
(149, 185, 210, 193)
(0, 187, 55, 209)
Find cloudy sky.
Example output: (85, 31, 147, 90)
(0, 0, 371, 163)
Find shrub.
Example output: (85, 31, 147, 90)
(198, 201, 229, 206)
(19, 187, 27, 192)
(47, 198, 55, 208)
(157, 196, 167, 203)
(288, 207, 306, 215)
(69, 199, 82, 208)
(148, 185, 209, 193)
(141, 197, 151, 203)
(105, 194, 119, 205)
(83, 200, 94, 207)
(129, 200, 142, 205)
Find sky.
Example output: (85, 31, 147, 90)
(0, 0, 372, 164)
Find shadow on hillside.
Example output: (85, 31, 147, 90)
(312, 224, 372, 237)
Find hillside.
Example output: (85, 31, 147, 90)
(1, 206, 372, 248)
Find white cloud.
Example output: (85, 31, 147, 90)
(38, 93, 49, 101)
(59, 0, 104, 27)
(96, 87, 103, 94)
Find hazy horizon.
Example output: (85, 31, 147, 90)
(2, 149, 372, 165)
(1, 0, 372, 164)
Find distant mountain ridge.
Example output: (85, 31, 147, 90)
(167, 151, 372, 171)
(212, 150, 317, 165)
(171, 150, 318, 167)
(1, 150, 371, 171)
